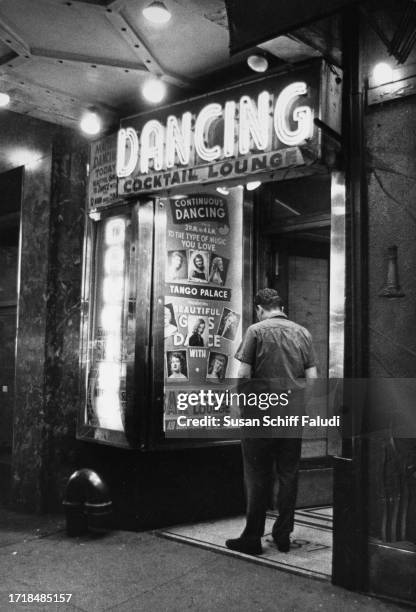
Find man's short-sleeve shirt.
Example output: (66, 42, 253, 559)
(235, 314, 316, 387)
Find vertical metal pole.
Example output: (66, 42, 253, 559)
(332, 4, 368, 592)
(344, 8, 368, 386)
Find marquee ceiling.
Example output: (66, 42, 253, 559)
(0, 0, 333, 133)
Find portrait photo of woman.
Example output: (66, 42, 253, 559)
(166, 350, 188, 380)
(208, 255, 229, 286)
(186, 316, 207, 347)
(206, 352, 228, 382)
(164, 303, 178, 339)
(166, 250, 188, 282)
(217, 308, 241, 341)
(188, 250, 209, 282)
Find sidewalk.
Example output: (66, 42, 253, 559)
(0, 508, 406, 612)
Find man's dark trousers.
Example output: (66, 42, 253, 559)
(240, 436, 302, 540)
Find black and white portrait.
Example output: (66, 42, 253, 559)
(206, 351, 228, 382)
(166, 250, 188, 281)
(217, 308, 241, 341)
(208, 254, 229, 286)
(188, 250, 209, 282)
(166, 350, 189, 380)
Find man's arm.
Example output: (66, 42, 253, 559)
(305, 366, 317, 379)
(304, 366, 318, 410)
(237, 361, 252, 379)
(230, 361, 252, 418)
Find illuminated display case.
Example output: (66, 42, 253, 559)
(89, 214, 131, 433)
(77, 190, 252, 449)
(78, 201, 154, 447)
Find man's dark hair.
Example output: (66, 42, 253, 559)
(254, 288, 283, 310)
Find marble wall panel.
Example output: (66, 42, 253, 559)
(12, 155, 53, 512)
(3, 111, 88, 512)
(363, 21, 416, 554)
(42, 136, 88, 510)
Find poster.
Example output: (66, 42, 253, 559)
(88, 134, 118, 210)
(163, 188, 244, 432)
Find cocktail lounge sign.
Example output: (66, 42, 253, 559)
(116, 65, 324, 196)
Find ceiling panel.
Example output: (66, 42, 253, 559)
(0, 39, 12, 58)
(0, 0, 326, 128)
(0, 0, 137, 63)
(259, 36, 321, 63)
(7, 57, 182, 114)
(123, 0, 230, 77)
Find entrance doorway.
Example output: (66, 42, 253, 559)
(272, 229, 331, 460)
(0, 167, 22, 504)
(255, 172, 343, 509)
(158, 172, 345, 581)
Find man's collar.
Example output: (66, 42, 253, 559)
(263, 311, 287, 320)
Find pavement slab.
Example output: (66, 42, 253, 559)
(0, 507, 407, 612)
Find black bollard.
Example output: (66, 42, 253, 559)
(63, 469, 112, 537)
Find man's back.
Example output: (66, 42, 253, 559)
(235, 314, 316, 386)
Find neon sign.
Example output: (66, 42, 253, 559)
(115, 64, 330, 196)
(117, 82, 313, 178)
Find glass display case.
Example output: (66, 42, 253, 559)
(77, 188, 251, 448)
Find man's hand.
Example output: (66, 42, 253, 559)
(237, 362, 252, 379)
(305, 366, 318, 380)
(305, 366, 318, 411)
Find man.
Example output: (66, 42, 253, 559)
(226, 288, 317, 555)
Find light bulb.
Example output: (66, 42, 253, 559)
(246, 181, 261, 191)
(216, 186, 230, 196)
(80, 111, 101, 136)
(0, 92, 10, 107)
(247, 55, 268, 73)
(142, 78, 166, 103)
(372, 62, 394, 86)
(143, 1, 171, 24)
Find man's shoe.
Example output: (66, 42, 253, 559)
(225, 536, 262, 555)
(274, 535, 290, 553)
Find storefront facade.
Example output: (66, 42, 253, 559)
(0, 1, 415, 605)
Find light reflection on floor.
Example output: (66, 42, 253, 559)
(158, 507, 333, 581)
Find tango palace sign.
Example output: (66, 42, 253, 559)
(117, 64, 325, 196)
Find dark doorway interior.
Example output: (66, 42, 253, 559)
(272, 229, 330, 461)
(0, 167, 22, 503)
(255, 173, 340, 508)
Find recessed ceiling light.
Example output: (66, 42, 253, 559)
(246, 181, 261, 191)
(143, 1, 171, 24)
(0, 92, 10, 107)
(142, 78, 166, 103)
(216, 186, 229, 196)
(247, 55, 268, 73)
(80, 111, 101, 136)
